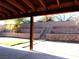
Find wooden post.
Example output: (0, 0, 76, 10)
(30, 16, 34, 50)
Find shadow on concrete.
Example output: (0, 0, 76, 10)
(0, 46, 67, 59)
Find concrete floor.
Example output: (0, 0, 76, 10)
(33, 41, 79, 59)
(0, 37, 79, 59)
(0, 46, 66, 59)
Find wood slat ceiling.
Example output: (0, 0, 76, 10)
(0, 0, 79, 19)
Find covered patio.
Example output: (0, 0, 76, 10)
(0, 0, 79, 59)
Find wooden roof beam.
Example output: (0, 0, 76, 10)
(38, 0, 46, 9)
(0, 7, 11, 16)
(56, 0, 61, 8)
(0, 13, 5, 18)
(22, 0, 35, 12)
(6, 0, 26, 13)
(74, 0, 77, 4)
(0, 1, 17, 14)
(74, 0, 79, 6)
(48, 4, 58, 10)
(61, 2, 74, 7)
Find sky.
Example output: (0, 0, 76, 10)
(0, 12, 79, 25)
(34, 12, 79, 22)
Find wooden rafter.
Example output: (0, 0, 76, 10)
(0, 13, 5, 18)
(0, 7, 10, 16)
(74, 0, 79, 6)
(38, 0, 46, 9)
(56, 0, 61, 8)
(74, 0, 77, 4)
(37, 7, 46, 11)
(22, 0, 35, 12)
(6, 0, 26, 13)
(0, 1, 17, 14)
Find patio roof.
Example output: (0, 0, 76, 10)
(0, 0, 79, 19)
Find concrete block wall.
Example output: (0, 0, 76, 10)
(46, 34, 79, 42)
(0, 32, 40, 39)
(10, 21, 79, 34)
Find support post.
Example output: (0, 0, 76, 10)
(30, 16, 34, 50)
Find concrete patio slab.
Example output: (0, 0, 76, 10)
(0, 37, 79, 59)
(33, 41, 79, 59)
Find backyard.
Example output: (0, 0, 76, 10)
(0, 37, 29, 46)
